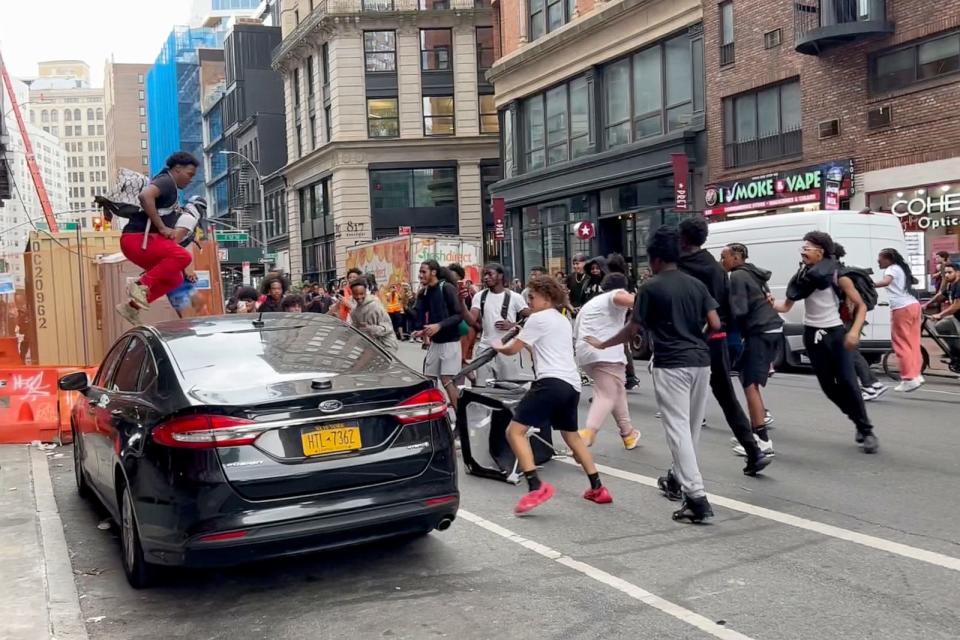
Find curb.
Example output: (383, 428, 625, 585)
(30, 449, 88, 640)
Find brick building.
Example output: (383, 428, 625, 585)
(488, 0, 706, 280)
(702, 0, 960, 284)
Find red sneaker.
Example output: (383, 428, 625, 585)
(514, 482, 555, 514)
(583, 486, 613, 504)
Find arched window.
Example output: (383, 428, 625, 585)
(51, 110, 58, 122)
(87, 108, 94, 120)
(96, 108, 103, 120)
(74, 109, 81, 120)
(41, 110, 49, 123)
(64, 109, 72, 121)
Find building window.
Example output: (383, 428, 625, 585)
(364, 31, 396, 72)
(139, 106, 145, 116)
(419, 0, 450, 8)
(139, 122, 146, 133)
(321, 43, 330, 86)
(369, 167, 458, 236)
(299, 179, 330, 224)
(141, 139, 147, 150)
(309, 115, 317, 148)
(73, 108, 81, 120)
(87, 125, 94, 135)
(41, 110, 49, 123)
(307, 55, 315, 98)
(51, 110, 58, 122)
(764, 28, 782, 49)
(296, 124, 303, 156)
(324, 105, 332, 141)
(521, 76, 589, 171)
(423, 96, 455, 135)
(97, 125, 104, 135)
(870, 30, 960, 93)
(368, 98, 400, 137)
(523, 96, 545, 170)
(96, 108, 103, 120)
(137, 73, 144, 83)
(293, 67, 301, 107)
(720, 2, 735, 66)
(723, 80, 802, 168)
(420, 29, 452, 71)
(138, 90, 144, 100)
(603, 33, 698, 150)
(530, 0, 575, 42)
(64, 110, 72, 121)
(87, 108, 94, 120)
(476, 26, 495, 71)
(479, 94, 498, 134)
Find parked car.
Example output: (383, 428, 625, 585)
(59, 313, 459, 588)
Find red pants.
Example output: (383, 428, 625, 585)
(891, 303, 923, 380)
(120, 233, 192, 303)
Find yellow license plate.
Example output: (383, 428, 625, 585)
(301, 425, 362, 457)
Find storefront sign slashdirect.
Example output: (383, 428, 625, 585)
(892, 192, 960, 230)
(704, 161, 852, 216)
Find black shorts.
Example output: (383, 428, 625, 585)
(740, 333, 782, 388)
(513, 378, 580, 432)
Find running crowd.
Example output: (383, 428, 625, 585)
(115, 151, 960, 525)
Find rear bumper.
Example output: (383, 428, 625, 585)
(144, 497, 459, 568)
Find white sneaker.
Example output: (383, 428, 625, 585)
(895, 376, 925, 393)
(732, 434, 775, 457)
(126, 280, 150, 309)
(763, 410, 774, 427)
(115, 302, 141, 326)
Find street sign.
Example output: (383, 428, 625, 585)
(574, 221, 595, 240)
(398, 226, 411, 236)
(215, 231, 249, 243)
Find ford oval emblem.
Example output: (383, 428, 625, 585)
(319, 400, 343, 413)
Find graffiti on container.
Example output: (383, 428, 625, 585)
(13, 372, 52, 401)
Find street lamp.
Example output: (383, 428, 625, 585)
(219, 150, 269, 271)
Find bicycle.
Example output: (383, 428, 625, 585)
(881, 315, 960, 381)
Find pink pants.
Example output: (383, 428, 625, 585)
(120, 233, 193, 303)
(583, 361, 634, 436)
(892, 303, 923, 380)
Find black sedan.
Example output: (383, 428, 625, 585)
(59, 313, 458, 588)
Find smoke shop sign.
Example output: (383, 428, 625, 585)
(705, 161, 852, 216)
(893, 192, 960, 230)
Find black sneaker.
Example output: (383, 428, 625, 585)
(672, 495, 714, 523)
(657, 471, 683, 501)
(861, 433, 879, 454)
(624, 377, 639, 391)
(743, 452, 773, 477)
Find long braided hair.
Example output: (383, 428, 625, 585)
(879, 247, 917, 286)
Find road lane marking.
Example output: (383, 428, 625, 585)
(558, 458, 960, 573)
(459, 509, 756, 640)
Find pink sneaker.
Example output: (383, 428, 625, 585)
(514, 482, 555, 514)
(583, 486, 613, 504)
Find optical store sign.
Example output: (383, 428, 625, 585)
(892, 192, 960, 230)
(705, 161, 852, 216)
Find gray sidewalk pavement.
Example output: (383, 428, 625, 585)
(0, 445, 87, 640)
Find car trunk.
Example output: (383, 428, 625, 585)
(210, 374, 440, 501)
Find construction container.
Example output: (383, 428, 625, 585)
(23, 231, 122, 367)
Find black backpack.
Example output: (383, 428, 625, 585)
(478, 289, 513, 335)
(834, 265, 878, 312)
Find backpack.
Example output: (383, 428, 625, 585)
(94, 168, 151, 221)
(833, 265, 878, 312)
(478, 289, 513, 335)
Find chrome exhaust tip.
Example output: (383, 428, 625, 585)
(435, 517, 454, 531)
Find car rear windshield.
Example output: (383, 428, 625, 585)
(165, 316, 394, 391)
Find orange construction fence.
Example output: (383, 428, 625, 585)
(0, 366, 96, 444)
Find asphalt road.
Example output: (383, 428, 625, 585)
(51, 342, 960, 640)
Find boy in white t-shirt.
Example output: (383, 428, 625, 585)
(491, 275, 612, 514)
(470, 263, 529, 385)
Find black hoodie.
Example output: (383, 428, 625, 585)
(582, 256, 610, 303)
(729, 263, 784, 335)
(679, 249, 732, 328)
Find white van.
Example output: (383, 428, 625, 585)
(704, 210, 907, 367)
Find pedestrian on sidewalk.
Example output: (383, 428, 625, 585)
(565, 253, 590, 314)
(117, 151, 198, 325)
(257, 276, 287, 312)
(492, 275, 612, 514)
(281, 294, 305, 313)
(721, 243, 782, 460)
(586, 226, 719, 523)
(574, 272, 641, 450)
(770, 231, 879, 453)
(469, 263, 529, 386)
(678, 217, 772, 477)
(350, 279, 398, 353)
(385, 284, 406, 340)
(413, 260, 464, 413)
(875, 248, 925, 392)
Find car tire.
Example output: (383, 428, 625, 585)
(119, 482, 156, 589)
(72, 425, 92, 500)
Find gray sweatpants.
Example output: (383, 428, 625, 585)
(652, 366, 711, 499)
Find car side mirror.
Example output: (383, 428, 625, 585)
(59, 371, 89, 392)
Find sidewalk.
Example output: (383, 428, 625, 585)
(0, 446, 87, 640)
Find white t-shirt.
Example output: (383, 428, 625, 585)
(883, 264, 918, 310)
(803, 286, 842, 328)
(574, 289, 628, 367)
(516, 308, 582, 391)
(175, 210, 199, 235)
(471, 289, 528, 349)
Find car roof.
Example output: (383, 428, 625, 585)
(146, 312, 343, 339)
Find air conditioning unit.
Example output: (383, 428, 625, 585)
(867, 105, 892, 129)
(818, 119, 840, 139)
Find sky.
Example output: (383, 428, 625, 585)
(0, 0, 194, 87)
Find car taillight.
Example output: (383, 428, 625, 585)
(394, 388, 448, 425)
(152, 415, 261, 449)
